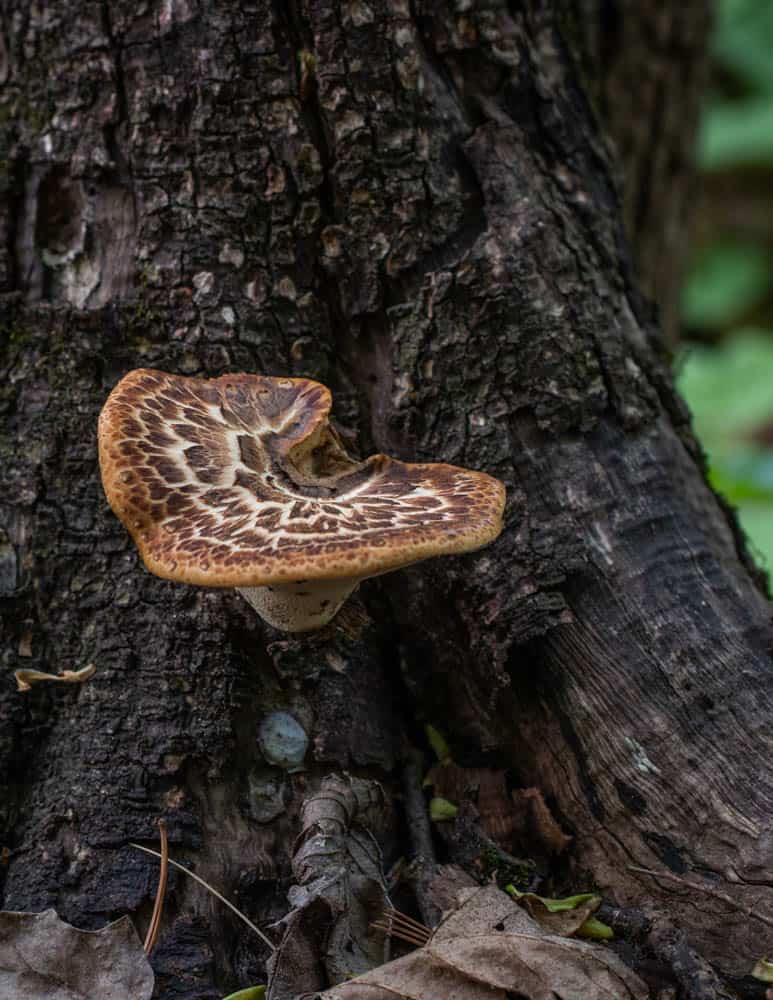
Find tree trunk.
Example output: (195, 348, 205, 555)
(2, 1, 770, 998)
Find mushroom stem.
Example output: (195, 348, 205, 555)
(237, 578, 361, 632)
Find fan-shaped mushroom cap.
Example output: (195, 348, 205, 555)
(98, 369, 505, 630)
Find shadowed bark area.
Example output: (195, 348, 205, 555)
(1, 1, 770, 997)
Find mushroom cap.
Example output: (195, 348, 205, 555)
(98, 369, 506, 587)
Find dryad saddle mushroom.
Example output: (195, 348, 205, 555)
(98, 369, 506, 631)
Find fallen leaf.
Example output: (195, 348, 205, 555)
(222, 988, 266, 999)
(266, 776, 390, 998)
(506, 887, 602, 937)
(14, 663, 96, 692)
(427, 864, 478, 913)
(0, 908, 153, 999)
(322, 885, 646, 1000)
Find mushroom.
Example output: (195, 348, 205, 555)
(98, 369, 506, 632)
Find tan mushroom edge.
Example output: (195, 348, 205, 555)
(98, 368, 506, 631)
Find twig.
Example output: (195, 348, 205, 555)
(401, 745, 439, 927)
(130, 843, 276, 952)
(629, 865, 773, 929)
(647, 922, 737, 1000)
(143, 819, 168, 954)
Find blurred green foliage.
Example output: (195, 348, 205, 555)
(701, 99, 773, 168)
(677, 0, 773, 572)
(708, 0, 773, 95)
(678, 331, 773, 565)
(681, 243, 773, 329)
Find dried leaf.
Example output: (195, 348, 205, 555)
(267, 776, 390, 998)
(322, 885, 646, 1000)
(0, 908, 153, 998)
(427, 864, 478, 913)
(753, 957, 773, 983)
(505, 887, 603, 937)
(14, 663, 96, 692)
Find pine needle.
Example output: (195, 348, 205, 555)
(143, 819, 168, 954)
(130, 842, 277, 952)
(371, 906, 431, 948)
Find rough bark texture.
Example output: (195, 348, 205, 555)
(573, 0, 712, 345)
(1, 1, 770, 998)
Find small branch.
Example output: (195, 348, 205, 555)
(401, 745, 439, 926)
(143, 819, 168, 954)
(647, 923, 737, 1000)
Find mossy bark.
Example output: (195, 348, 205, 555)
(3, 2, 769, 998)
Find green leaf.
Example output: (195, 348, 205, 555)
(708, 467, 773, 504)
(429, 796, 458, 821)
(505, 886, 599, 913)
(681, 244, 773, 330)
(677, 330, 773, 451)
(712, 0, 773, 95)
(676, 330, 773, 572)
(221, 988, 266, 1000)
(425, 724, 452, 764)
(731, 503, 773, 570)
(504, 886, 609, 939)
(576, 917, 614, 940)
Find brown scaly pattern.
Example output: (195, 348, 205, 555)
(98, 370, 506, 587)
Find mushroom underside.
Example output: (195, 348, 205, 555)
(237, 577, 362, 632)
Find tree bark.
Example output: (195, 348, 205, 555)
(1, 1, 770, 998)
